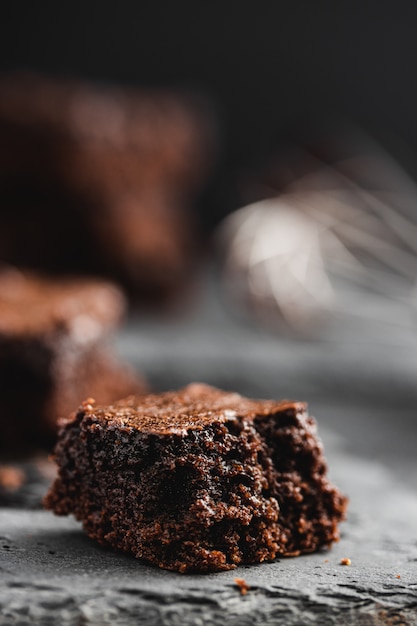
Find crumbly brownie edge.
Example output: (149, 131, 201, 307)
(254, 405, 348, 556)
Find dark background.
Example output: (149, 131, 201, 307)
(2, 2, 417, 229)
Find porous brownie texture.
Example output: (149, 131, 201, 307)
(0, 268, 146, 452)
(44, 383, 347, 572)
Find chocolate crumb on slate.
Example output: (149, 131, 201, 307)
(234, 578, 250, 595)
(0, 465, 25, 491)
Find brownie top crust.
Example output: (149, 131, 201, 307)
(79, 383, 306, 435)
(0, 267, 125, 339)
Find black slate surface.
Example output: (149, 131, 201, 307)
(1, 272, 417, 625)
(1, 438, 417, 626)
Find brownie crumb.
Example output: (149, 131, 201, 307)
(234, 578, 250, 595)
(340, 557, 351, 566)
(44, 383, 348, 573)
(0, 465, 25, 491)
(0, 456, 56, 508)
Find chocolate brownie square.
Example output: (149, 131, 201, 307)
(0, 73, 215, 302)
(0, 267, 146, 452)
(44, 383, 347, 572)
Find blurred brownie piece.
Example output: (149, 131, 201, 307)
(44, 383, 347, 573)
(0, 73, 214, 302)
(0, 267, 146, 452)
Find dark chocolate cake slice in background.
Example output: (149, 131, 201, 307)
(0, 267, 146, 453)
(0, 72, 215, 303)
(44, 383, 347, 572)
